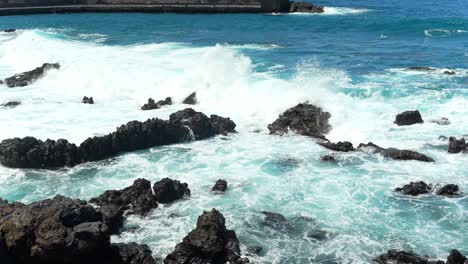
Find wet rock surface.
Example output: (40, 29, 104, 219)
(436, 184, 460, 197)
(141, 97, 172, 110)
(289, 1, 324, 13)
(394, 110, 424, 126)
(448, 137, 467, 153)
(153, 178, 190, 204)
(358, 142, 434, 162)
(3, 28, 16, 33)
(395, 181, 432, 196)
(375, 249, 467, 264)
(444, 70, 456, 75)
(212, 179, 228, 192)
(430, 117, 450, 126)
(164, 209, 248, 264)
(182, 92, 197, 105)
(318, 141, 354, 152)
(0, 108, 236, 168)
(1, 101, 21, 108)
(268, 103, 331, 138)
(408, 66, 436, 72)
(82, 96, 94, 104)
(321, 155, 336, 162)
(3, 63, 60, 88)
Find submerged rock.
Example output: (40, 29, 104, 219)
(182, 92, 197, 105)
(1, 101, 21, 108)
(358, 142, 434, 162)
(90, 178, 158, 233)
(375, 250, 444, 264)
(268, 103, 331, 138)
(430, 117, 450, 126)
(164, 209, 248, 264)
(444, 70, 456, 75)
(141, 97, 172, 110)
(289, 2, 324, 13)
(0, 195, 156, 264)
(246, 246, 263, 255)
(3, 29, 16, 33)
(261, 211, 287, 228)
(3, 63, 60, 88)
(395, 181, 432, 196)
(82, 96, 95, 104)
(436, 184, 460, 197)
(212, 179, 228, 192)
(318, 141, 354, 152)
(448, 137, 467, 153)
(321, 155, 336, 162)
(394, 110, 424, 126)
(408, 66, 436, 72)
(0, 108, 236, 168)
(153, 178, 190, 204)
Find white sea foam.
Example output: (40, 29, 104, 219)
(289, 6, 370, 16)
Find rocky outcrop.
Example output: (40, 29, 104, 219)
(141, 97, 172, 110)
(164, 209, 248, 264)
(112, 243, 156, 264)
(3, 29, 16, 33)
(375, 249, 467, 264)
(444, 71, 456, 75)
(394, 110, 424, 126)
(82, 96, 94, 104)
(90, 178, 158, 233)
(448, 137, 467, 153)
(358, 142, 434, 162)
(3, 63, 60, 88)
(408, 66, 435, 72)
(153, 178, 190, 204)
(318, 141, 354, 152)
(0, 108, 236, 168)
(0, 195, 156, 264)
(268, 103, 331, 138)
(182, 92, 197, 105)
(1, 101, 21, 108)
(436, 184, 460, 197)
(289, 1, 324, 13)
(395, 181, 432, 196)
(212, 179, 228, 192)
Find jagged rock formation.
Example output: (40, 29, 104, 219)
(2, 63, 60, 88)
(358, 142, 434, 162)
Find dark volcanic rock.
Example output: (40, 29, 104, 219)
(0, 108, 236, 168)
(1, 101, 21, 108)
(212, 179, 228, 192)
(408, 66, 436, 72)
(246, 246, 262, 255)
(318, 141, 354, 152)
(289, 1, 324, 13)
(3, 63, 60, 88)
(90, 178, 158, 233)
(444, 71, 456, 75)
(446, 250, 467, 264)
(3, 29, 16, 33)
(394, 110, 424, 126)
(82, 96, 94, 104)
(141, 97, 172, 110)
(164, 209, 247, 264)
(358, 142, 434, 162)
(182, 92, 197, 105)
(448, 137, 467, 153)
(153, 178, 190, 204)
(375, 250, 444, 264)
(268, 103, 331, 138)
(321, 155, 336, 162)
(261, 211, 287, 225)
(0, 195, 156, 264)
(436, 184, 460, 197)
(395, 181, 432, 196)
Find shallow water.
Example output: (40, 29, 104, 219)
(0, 0, 467, 262)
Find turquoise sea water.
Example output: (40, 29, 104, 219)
(0, 0, 467, 263)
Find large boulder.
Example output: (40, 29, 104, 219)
(318, 141, 354, 152)
(358, 142, 434, 162)
(289, 2, 324, 13)
(375, 250, 443, 264)
(164, 209, 248, 264)
(394, 181, 432, 196)
(448, 137, 467, 153)
(90, 178, 158, 233)
(141, 97, 172, 111)
(0, 109, 236, 169)
(394, 110, 424, 126)
(436, 184, 460, 197)
(268, 103, 331, 138)
(153, 178, 190, 204)
(3, 63, 60, 88)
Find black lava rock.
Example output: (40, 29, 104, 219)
(394, 110, 424, 126)
(153, 178, 190, 204)
(436, 184, 460, 197)
(3, 29, 16, 33)
(3, 63, 60, 88)
(375, 250, 444, 264)
(408, 66, 436, 72)
(321, 155, 336, 162)
(448, 137, 467, 154)
(1, 101, 21, 108)
(318, 141, 354, 152)
(212, 179, 228, 192)
(289, 2, 324, 13)
(141, 97, 172, 110)
(395, 181, 432, 196)
(182, 92, 197, 105)
(358, 142, 434, 162)
(82, 96, 95, 104)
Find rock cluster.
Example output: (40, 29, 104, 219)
(82, 96, 94, 104)
(3, 63, 60, 88)
(394, 110, 424, 126)
(358, 142, 434, 162)
(268, 103, 331, 138)
(395, 181, 461, 197)
(289, 2, 324, 13)
(375, 249, 467, 264)
(0, 108, 236, 168)
(164, 209, 248, 264)
(141, 97, 172, 110)
(448, 137, 467, 153)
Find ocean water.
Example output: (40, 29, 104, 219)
(0, 0, 467, 263)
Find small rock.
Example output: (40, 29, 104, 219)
(246, 246, 263, 255)
(261, 211, 287, 223)
(430, 117, 450, 126)
(289, 2, 324, 13)
(321, 155, 336, 162)
(1, 101, 21, 108)
(153, 178, 190, 204)
(358, 142, 434, 162)
(82, 96, 94, 104)
(408, 66, 436, 71)
(395, 181, 432, 196)
(182, 92, 197, 105)
(318, 141, 354, 152)
(212, 179, 228, 192)
(448, 137, 467, 153)
(394, 110, 424, 126)
(444, 71, 456, 75)
(141, 97, 172, 110)
(307, 229, 329, 241)
(3, 28, 16, 33)
(436, 184, 460, 196)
